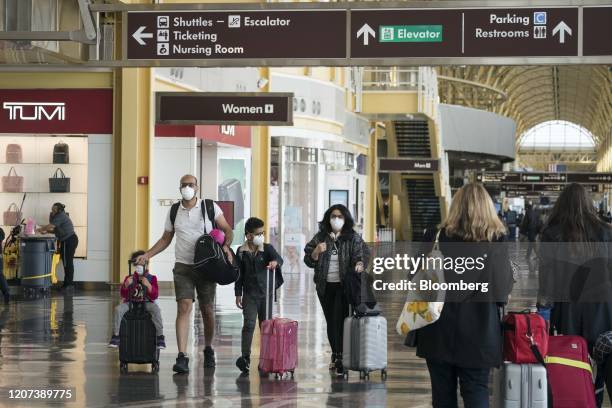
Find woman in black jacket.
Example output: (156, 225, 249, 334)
(304, 204, 369, 376)
(415, 183, 513, 408)
(538, 183, 612, 406)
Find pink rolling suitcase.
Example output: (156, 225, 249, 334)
(258, 268, 298, 378)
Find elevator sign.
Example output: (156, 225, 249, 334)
(127, 10, 346, 60)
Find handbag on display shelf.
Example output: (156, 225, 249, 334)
(52, 141, 69, 164)
(3, 203, 22, 226)
(6, 144, 22, 164)
(49, 168, 71, 193)
(2, 167, 23, 192)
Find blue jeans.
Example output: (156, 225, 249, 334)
(426, 359, 490, 408)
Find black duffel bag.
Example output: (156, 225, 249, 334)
(343, 269, 378, 312)
(193, 234, 239, 285)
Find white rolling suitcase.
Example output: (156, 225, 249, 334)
(494, 362, 548, 408)
(342, 313, 388, 380)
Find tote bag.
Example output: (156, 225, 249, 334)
(2, 167, 23, 192)
(396, 230, 446, 336)
(49, 168, 70, 193)
(3, 203, 22, 226)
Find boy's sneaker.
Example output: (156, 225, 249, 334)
(156, 335, 166, 349)
(204, 346, 216, 368)
(236, 356, 250, 373)
(173, 352, 189, 374)
(108, 335, 120, 348)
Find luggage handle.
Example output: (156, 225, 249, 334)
(266, 265, 275, 320)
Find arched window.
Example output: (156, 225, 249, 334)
(520, 121, 595, 151)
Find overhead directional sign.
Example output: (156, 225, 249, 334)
(500, 183, 599, 193)
(155, 92, 293, 125)
(351, 8, 578, 59)
(127, 10, 346, 60)
(478, 172, 612, 185)
(583, 7, 612, 56)
(102, 2, 612, 65)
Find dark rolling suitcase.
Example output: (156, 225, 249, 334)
(118, 261, 160, 373)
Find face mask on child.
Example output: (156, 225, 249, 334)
(135, 265, 144, 274)
(252, 234, 264, 247)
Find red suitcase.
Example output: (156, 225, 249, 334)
(546, 335, 596, 408)
(258, 268, 298, 378)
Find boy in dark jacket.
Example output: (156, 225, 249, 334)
(108, 250, 165, 349)
(235, 217, 283, 373)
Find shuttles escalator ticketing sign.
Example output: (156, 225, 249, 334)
(127, 11, 346, 60)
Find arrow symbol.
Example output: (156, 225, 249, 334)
(552, 21, 572, 44)
(357, 23, 376, 46)
(132, 26, 153, 45)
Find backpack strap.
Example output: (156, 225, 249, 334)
(204, 199, 217, 229)
(169, 202, 180, 228)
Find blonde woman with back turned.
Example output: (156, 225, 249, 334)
(411, 183, 514, 408)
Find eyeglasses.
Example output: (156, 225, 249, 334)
(180, 183, 196, 188)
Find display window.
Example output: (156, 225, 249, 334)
(0, 135, 88, 258)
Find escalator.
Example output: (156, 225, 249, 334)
(394, 120, 441, 241)
(405, 178, 441, 241)
(394, 120, 431, 157)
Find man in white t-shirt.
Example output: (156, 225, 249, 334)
(137, 174, 234, 374)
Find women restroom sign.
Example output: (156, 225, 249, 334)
(155, 92, 293, 126)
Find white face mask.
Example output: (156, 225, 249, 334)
(252, 234, 264, 247)
(180, 186, 195, 201)
(330, 217, 344, 232)
(135, 265, 144, 274)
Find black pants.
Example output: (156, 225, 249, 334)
(426, 359, 490, 408)
(241, 293, 271, 358)
(318, 282, 349, 355)
(60, 234, 78, 287)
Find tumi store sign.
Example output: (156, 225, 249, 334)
(155, 123, 251, 148)
(0, 89, 113, 134)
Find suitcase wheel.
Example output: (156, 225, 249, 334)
(152, 361, 159, 373)
(120, 362, 128, 373)
(381, 369, 388, 381)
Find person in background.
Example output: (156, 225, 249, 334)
(234, 217, 283, 374)
(520, 203, 540, 261)
(539, 183, 612, 407)
(37, 203, 79, 293)
(304, 204, 369, 376)
(414, 183, 513, 408)
(108, 250, 165, 349)
(0, 227, 9, 303)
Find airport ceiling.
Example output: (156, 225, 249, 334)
(437, 65, 612, 147)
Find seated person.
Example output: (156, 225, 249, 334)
(108, 250, 165, 349)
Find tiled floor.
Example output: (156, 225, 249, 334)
(0, 243, 608, 407)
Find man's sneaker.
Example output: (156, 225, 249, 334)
(204, 347, 216, 368)
(236, 356, 250, 373)
(108, 335, 120, 348)
(173, 352, 189, 374)
(156, 335, 166, 349)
